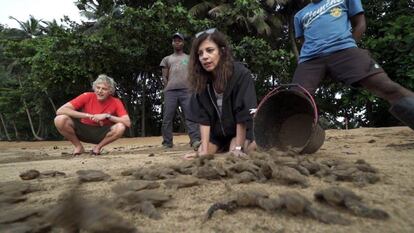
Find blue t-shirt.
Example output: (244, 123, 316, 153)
(294, 0, 364, 63)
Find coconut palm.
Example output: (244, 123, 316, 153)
(75, 0, 125, 34)
(8, 15, 44, 38)
(75, 0, 125, 20)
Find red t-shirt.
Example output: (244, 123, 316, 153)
(70, 92, 128, 126)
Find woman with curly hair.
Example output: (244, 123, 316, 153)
(185, 29, 257, 159)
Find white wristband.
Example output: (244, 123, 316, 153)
(234, 146, 243, 151)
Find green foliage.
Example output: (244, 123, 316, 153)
(233, 37, 294, 99)
(189, 0, 285, 42)
(0, 0, 413, 140)
(365, 15, 414, 88)
(0, 1, 212, 138)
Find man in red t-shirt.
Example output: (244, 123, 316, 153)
(54, 74, 131, 155)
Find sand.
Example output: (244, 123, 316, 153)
(0, 127, 413, 233)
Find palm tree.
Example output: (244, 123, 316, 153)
(39, 19, 63, 35)
(8, 15, 44, 38)
(75, 0, 125, 20)
(75, 0, 125, 33)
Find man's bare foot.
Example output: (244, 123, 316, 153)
(91, 146, 101, 156)
(73, 147, 85, 156)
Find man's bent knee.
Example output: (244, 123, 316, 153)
(110, 123, 126, 137)
(54, 115, 72, 128)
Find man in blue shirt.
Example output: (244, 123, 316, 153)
(293, 0, 414, 129)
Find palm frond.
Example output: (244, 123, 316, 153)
(265, 0, 291, 8)
(8, 16, 28, 30)
(275, 0, 290, 4)
(250, 16, 272, 35)
(80, 11, 98, 20)
(267, 14, 283, 30)
(208, 4, 231, 18)
(235, 15, 251, 32)
(189, 2, 215, 16)
(265, 0, 275, 7)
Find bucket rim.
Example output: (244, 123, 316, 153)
(255, 84, 319, 125)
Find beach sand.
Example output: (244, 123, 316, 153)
(0, 127, 413, 233)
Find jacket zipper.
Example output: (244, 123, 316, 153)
(207, 84, 227, 137)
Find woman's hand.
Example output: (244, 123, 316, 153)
(183, 152, 197, 160)
(183, 144, 208, 160)
(230, 148, 247, 158)
(197, 144, 209, 156)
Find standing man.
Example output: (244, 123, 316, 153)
(54, 74, 131, 155)
(293, 0, 414, 129)
(160, 32, 200, 149)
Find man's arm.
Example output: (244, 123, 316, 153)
(56, 102, 91, 119)
(56, 102, 131, 127)
(297, 36, 304, 47)
(350, 13, 366, 43)
(105, 114, 131, 128)
(161, 67, 169, 86)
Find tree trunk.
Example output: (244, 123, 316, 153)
(288, 16, 300, 61)
(23, 103, 43, 140)
(365, 100, 373, 127)
(12, 120, 20, 140)
(45, 90, 57, 113)
(17, 76, 43, 140)
(141, 73, 146, 137)
(0, 120, 3, 140)
(36, 112, 42, 136)
(0, 113, 11, 141)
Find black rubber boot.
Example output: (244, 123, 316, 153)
(389, 97, 414, 130)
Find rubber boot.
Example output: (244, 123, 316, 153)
(389, 97, 414, 130)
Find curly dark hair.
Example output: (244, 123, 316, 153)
(188, 30, 234, 94)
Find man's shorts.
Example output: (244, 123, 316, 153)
(292, 47, 385, 94)
(73, 118, 111, 144)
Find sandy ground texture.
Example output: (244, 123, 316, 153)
(0, 127, 413, 233)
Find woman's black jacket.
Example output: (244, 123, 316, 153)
(189, 62, 257, 139)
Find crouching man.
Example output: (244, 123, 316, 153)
(54, 74, 131, 155)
